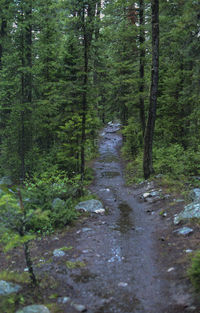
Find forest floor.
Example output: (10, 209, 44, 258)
(0, 123, 200, 313)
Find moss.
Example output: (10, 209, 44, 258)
(0, 270, 30, 284)
(59, 246, 73, 252)
(66, 261, 86, 269)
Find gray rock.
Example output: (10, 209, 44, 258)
(189, 188, 200, 202)
(71, 303, 87, 312)
(174, 227, 194, 236)
(82, 228, 93, 232)
(118, 282, 128, 287)
(75, 199, 105, 214)
(0, 176, 12, 185)
(58, 297, 71, 304)
(53, 249, 65, 257)
(16, 305, 50, 313)
(0, 280, 21, 295)
(142, 190, 161, 202)
(185, 306, 197, 312)
(185, 249, 193, 254)
(150, 191, 160, 197)
(174, 202, 200, 224)
(174, 199, 184, 203)
(167, 267, 175, 272)
(52, 198, 66, 209)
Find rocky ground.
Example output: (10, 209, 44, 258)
(0, 122, 200, 313)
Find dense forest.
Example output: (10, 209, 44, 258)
(0, 0, 199, 184)
(0, 0, 200, 303)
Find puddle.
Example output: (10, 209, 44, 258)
(101, 172, 120, 178)
(115, 202, 134, 233)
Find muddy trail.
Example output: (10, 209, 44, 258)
(59, 122, 194, 313)
(2, 122, 199, 313)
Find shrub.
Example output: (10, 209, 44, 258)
(153, 144, 200, 178)
(188, 250, 200, 292)
(122, 118, 143, 159)
(153, 144, 185, 177)
(23, 171, 80, 232)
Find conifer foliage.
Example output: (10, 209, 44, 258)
(0, 0, 199, 181)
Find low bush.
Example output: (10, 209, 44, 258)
(153, 144, 200, 178)
(188, 250, 200, 292)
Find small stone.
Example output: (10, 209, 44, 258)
(185, 249, 193, 254)
(53, 237, 59, 241)
(143, 192, 150, 198)
(58, 297, 71, 304)
(159, 237, 165, 241)
(82, 228, 92, 232)
(94, 209, 105, 214)
(71, 303, 87, 312)
(185, 306, 197, 312)
(174, 199, 184, 203)
(174, 227, 194, 236)
(118, 282, 128, 287)
(82, 250, 90, 254)
(167, 267, 175, 272)
(16, 305, 50, 313)
(53, 249, 65, 257)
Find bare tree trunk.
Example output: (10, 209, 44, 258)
(80, 1, 96, 182)
(139, 0, 146, 137)
(0, 16, 7, 69)
(20, 2, 32, 181)
(143, 0, 159, 179)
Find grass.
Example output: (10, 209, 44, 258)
(59, 246, 73, 252)
(0, 270, 30, 284)
(66, 261, 86, 269)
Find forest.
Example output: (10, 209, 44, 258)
(0, 0, 199, 185)
(0, 0, 200, 312)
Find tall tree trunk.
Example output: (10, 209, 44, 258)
(0, 17, 7, 69)
(143, 0, 159, 179)
(20, 2, 32, 181)
(80, 1, 96, 182)
(139, 0, 146, 137)
(80, 26, 88, 182)
(93, 0, 101, 86)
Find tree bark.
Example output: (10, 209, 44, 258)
(139, 0, 146, 137)
(20, 2, 32, 181)
(143, 0, 159, 179)
(0, 17, 7, 69)
(80, 1, 96, 182)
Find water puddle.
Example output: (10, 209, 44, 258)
(115, 202, 134, 233)
(101, 171, 120, 178)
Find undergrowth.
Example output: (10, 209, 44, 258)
(188, 250, 200, 292)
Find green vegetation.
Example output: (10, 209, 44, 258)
(188, 251, 200, 292)
(0, 270, 30, 284)
(0, 0, 199, 306)
(66, 261, 86, 269)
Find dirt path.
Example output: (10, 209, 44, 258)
(2, 122, 199, 313)
(61, 123, 192, 313)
